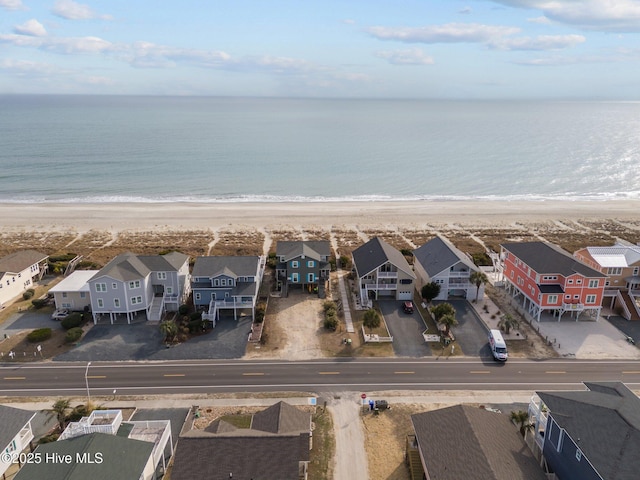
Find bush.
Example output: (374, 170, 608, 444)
(339, 255, 350, 269)
(61, 313, 83, 330)
(27, 328, 52, 343)
(65, 327, 83, 343)
(31, 298, 48, 309)
(188, 319, 205, 333)
(22, 289, 35, 300)
(178, 304, 189, 315)
(189, 311, 202, 321)
(323, 301, 337, 312)
(324, 313, 338, 331)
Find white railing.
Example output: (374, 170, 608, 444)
(630, 289, 640, 296)
(562, 303, 584, 311)
(214, 299, 255, 307)
(364, 283, 396, 290)
(448, 271, 470, 278)
(377, 271, 398, 278)
(362, 326, 393, 343)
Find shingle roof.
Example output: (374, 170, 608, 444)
(0, 405, 36, 452)
(352, 237, 415, 278)
(276, 241, 330, 262)
(90, 251, 187, 282)
(413, 236, 478, 277)
(251, 401, 311, 434)
(538, 382, 640, 480)
(501, 242, 606, 278)
(14, 433, 153, 480)
(138, 251, 188, 272)
(411, 405, 546, 480)
(192, 256, 260, 278)
(0, 250, 48, 274)
(172, 435, 309, 480)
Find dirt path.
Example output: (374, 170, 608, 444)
(328, 393, 370, 480)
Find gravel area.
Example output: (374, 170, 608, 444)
(328, 393, 369, 480)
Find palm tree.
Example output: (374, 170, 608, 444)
(363, 308, 381, 333)
(510, 410, 533, 438)
(498, 313, 519, 334)
(430, 302, 455, 322)
(469, 270, 488, 302)
(159, 320, 178, 342)
(438, 313, 458, 337)
(51, 399, 71, 432)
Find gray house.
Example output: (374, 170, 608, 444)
(88, 251, 190, 324)
(276, 241, 331, 297)
(0, 405, 37, 479)
(191, 255, 266, 324)
(413, 236, 484, 301)
(352, 237, 415, 306)
(529, 382, 640, 480)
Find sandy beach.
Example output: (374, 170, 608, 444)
(1, 200, 639, 231)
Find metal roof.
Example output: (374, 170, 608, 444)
(49, 270, 99, 293)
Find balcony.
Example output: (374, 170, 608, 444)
(448, 271, 470, 278)
(563, 302, 584, 311)
(365, 283, 397, 290)
(377, 271, 398, 278)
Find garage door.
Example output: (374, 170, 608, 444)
(398, 291, 413, 300)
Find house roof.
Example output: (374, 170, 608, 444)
(251, 401, 311, 434)
(276, 241, 330, 262)
(49, 270, 99, 293)
(539, 284, 564, 294)
(538, 382, 640, 480)
(0, 250, 48, 274)
(413, 236, 478, 277)
(352, 237, 415, 278)
(0, 405, 36, 452)
(14, 433, 153, 480)
(501, 242, 606, 278)
(171, 435, 309, 480)
(192, 256, 260, 279)
(90, 251, 187, 283)
(411, 405, 546, 480)
(584, 244, 640, 269)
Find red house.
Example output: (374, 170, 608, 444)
(500, 242, 606, 322)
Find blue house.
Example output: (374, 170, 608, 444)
(529, 382, 640, 480)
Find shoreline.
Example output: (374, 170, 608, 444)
(1, 199, 639, 231)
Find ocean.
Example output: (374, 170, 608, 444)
(0, 95, 638, 203)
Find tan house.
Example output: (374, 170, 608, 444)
(574, 243, 640, 320)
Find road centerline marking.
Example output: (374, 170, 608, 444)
(86, 375, 106, 379)
(3, 377, 26, 380)
(622, 371, 640, 374)
(470, 371, 491, 374)
(545, 371, 566, 374)
(163, 374, 186, 377)
(242, 373, 265, 376)
(318, 371, 340, 375)
(394, 371, 415, 374)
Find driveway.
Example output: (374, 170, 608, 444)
(436, 299, 492, 358)
(0, 310, 56, 338)
(54, 315, 252, 362)
(378, 300, 431, 357)
(605, 315, 640, 347)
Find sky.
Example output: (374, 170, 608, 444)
(1, 0, 640, 98)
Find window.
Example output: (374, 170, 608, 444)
(567, 279, 573, 284)
(576, 279, 582, 284)
(97, 299, 104, 308)
(211, 293, 216, 300)
(129, 280, 141, 289)
(400, 279, 412, 284)
(548, 295, 558, 303)
(307, 273, 315, 283)
(157, 272, 167, 280)
(608, 267, 622, 275)
(131, 296, 142, 305)
(80, 292, 86, 298)
(565, 295, 571, 299)
(221, 279, 227, 286)
(96, 283, 107, 292)
(112, 283, 117, 289)
(62, 292, 68, 298)
(62, 303, 71, 308)
(586, 294, 596, 304)
(307, 260, 315, 268)
(114, 299, 120, 307)
(166, 287, 173, 294)
(605, 280, 610, 286)
(576, 449, 582, 461)
(214, 279, 219, 286)
(292, 273, 299, 283)
(195, 293, 201, 301)
(589, 279, 599, 288)
(292, 260, 299, 268)
(634, 267, 639, 276)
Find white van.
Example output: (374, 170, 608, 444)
(488, 329, 508, 361)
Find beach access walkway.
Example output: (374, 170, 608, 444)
(336, 269, 355, 333)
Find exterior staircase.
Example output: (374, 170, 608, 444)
(148, 296, 165, 322)
(617, 291, 640, 321)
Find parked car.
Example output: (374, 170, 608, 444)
(51, 309, 69, 320)
(402, 301, 414, 313)
(374, 400, 390, 410)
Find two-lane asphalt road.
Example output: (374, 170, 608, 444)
(2, 358, 640, 397)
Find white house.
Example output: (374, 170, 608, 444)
(48, 270, 98, 312)
(0, 405, 37, 478)
(0, 250, 49, 308)
(413, 236, 484, 301)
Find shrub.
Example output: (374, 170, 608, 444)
(65, 327, 83, 343)
(339, 255, 350, 269)
(22, 289, 35, 300)
(31, 298, 48, 309)
(323, 301, 337, 312)
(255, 305, 266, 323)
(178, 304, 189, 315)
(189, 311, 202, 321)
(61, 313, 83, 330)
(27, 328, 52, 343)
(324, 313, 338, 331)
(188, 319, 205, 333)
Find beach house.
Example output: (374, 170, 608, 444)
(413, 235, 484, 301)
(191, 255, 266, 324)
(500, 242, 605, 322)
(0, 250, 49, 308)
(528, 382, 640, 480)
(0, 405, 37, 479)
(574, 243, 640, 320)
(48, 270, 98, 312)
(352, 237, 415, 307)
(275, 241, 331, 297)
(88, 251, 190, 324)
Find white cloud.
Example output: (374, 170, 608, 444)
(459, 6, 472, 15)
(375, 48, 435, 65)
(527, 16, 552, 24)
(0, 58, 70, 76)
(0, 33, 113, 54)
(0, 0, 24, 11)
(13, 19, 47, 37)
(367, 23, 520, 44)
(52, 0, 113, 21)
(489, 34, 586, 51)
(341, 19, 356, 25)
(489, 0, 640, 32)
